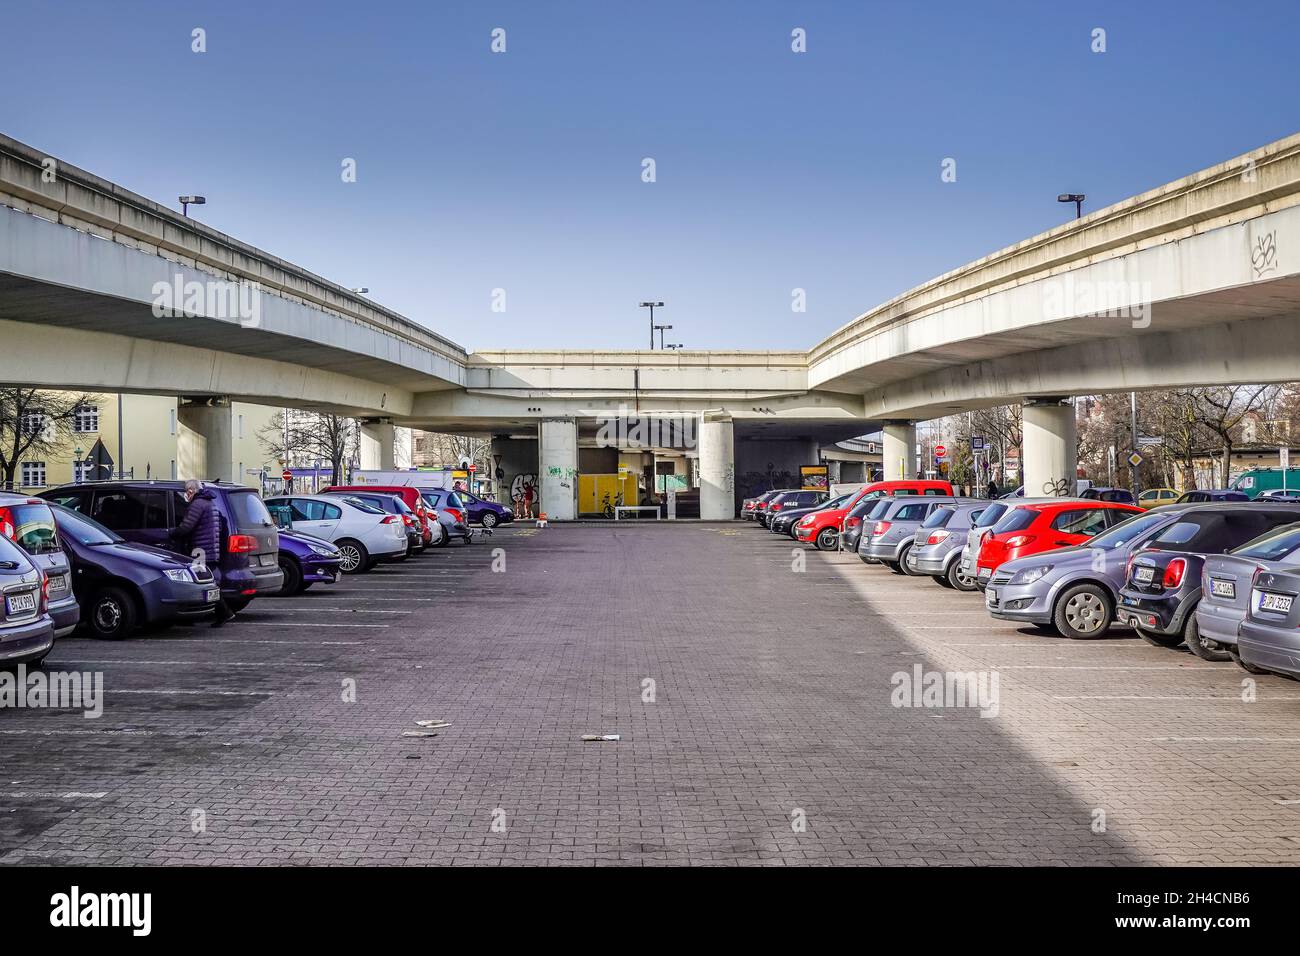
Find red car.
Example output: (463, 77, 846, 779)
(795, 479, 955, 551)
(975, 499, 1143, 584)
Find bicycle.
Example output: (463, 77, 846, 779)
(600, 492, 625, 519)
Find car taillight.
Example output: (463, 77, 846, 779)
(40, 572, 50, 612)
(447, 509, 464, 523)
(1005, 534, 1036, 548)
(845, 517, 862, 528)
(1163, 557, 1187, 589)
(927, 530, 950, 545)
(872, 521, 891, 536)
(771, 503, 783, 511)
(228, 534, 258, 553)
(0, 507, 13, 540)
(403, 515, 415, 526)
(381, 515, 400, 524)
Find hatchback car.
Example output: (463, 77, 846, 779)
(769, 493, 853, 537)
(0, 493, 79, 638)
(453, 489, 513, 528)
(273, 528, 344, 595)
(1080, 487, 1137, 505)
(751, 489, 799, 526)
(1197, 522, 1300, 670)
(324, 490, 424, 555)
(1137, 487, 1181, 509)
(1237, 566, 1300, 679)
(415, 488, 473, 545)
(1176, 489, 1248, 503)
(1118, 504, 1300, 659)
(264, 494, 408, 573)
(860, 496, 966, 573)
(50, 504, 219, 640)
(0, 533, 55, 665)
(910, 501, 989, 590)
(976, 500, 1142, 586)
(795, 480, 955, 551)
(42, 480, 282, 614)
(323, 485, 441, 545)
(986, 506, 1188, 638)
(760, 490, 827, 528)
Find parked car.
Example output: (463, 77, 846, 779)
(751, 489, 798, 526)
(910, 500, 989, 591)
(760, 490, 827, 528)
(769, 492, 854, 537)
(263, 494, 407, 573)
(1230, 467, 1300, 499)
(1118, 503, 1300, 659)
(1137, 487, 1181, 509)
(273, 528, 344, 595)
(1176, 489, 1248, 503)
(842, 497, 892, 554)
(48, 504, 219, 640)
(1197, 522, 1300, 670)
(42, 480, 282, 613)
(322, 485, 443, 545)
(795, 480, 955, 551)
(452, 489, 513, 528)
(975, 500, 1142, 586)
(860, 496, 966, 574)
(323, 490, 425, 555)
(0, 532, 54, 665)
(1080, 487, 1137, 505)
(415, 488, 474, 545)
(1254, 489, 1300, 502)
(0, 493, 79, 638)
(1237, 566, 1300, 678)
(985, 506, 1188, 638)
(957, 497, 1070, 584)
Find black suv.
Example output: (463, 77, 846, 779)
(41, 480, 282, 612)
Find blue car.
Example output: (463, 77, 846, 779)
(274, 528, 343, 595)
(49, 504, 220, 640)
(453, 489, 513, 528)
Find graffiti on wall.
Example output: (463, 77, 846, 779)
(510, 473, 537, 503)
(735, 463, 798, 502)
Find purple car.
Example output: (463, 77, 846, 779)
(274, 529, 343, 595)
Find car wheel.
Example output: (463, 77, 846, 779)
(1054, 584, 1113, 640)
(898, 544, 921, 575)
(946, 560, 978, 592)
(481, 512, 498, 529)
(277, 557, 302, 596)
(89, 586, 138, 640)
(1184, 612, 1231, 662)
(1228, 646, 1270, 675)
(890, 545, 913, 574)
(1136, 626, 1183, 648)
(336, 539, 369, 574)
(882, 560, 900, 572)
(814, 528, 838, 551)
(934, 573, 955, 589)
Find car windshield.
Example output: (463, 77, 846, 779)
(922, 507, 954, 529)
(989, 508, 1037, 535)
(1232, 525, 1300, 561)
(972, 503, 1008, 528)
(52, 504, 122, 545)
(446, 492, 465, 509)
(228, 489, 274, 529)
(1086, 510, 1172, 550)
(0, 501, 61, 555)
(822, 494, 853, 509)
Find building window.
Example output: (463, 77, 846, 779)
(20, 410, 45, 435)
(20, 462, 46, 488)
(237, 414, 245, 439)
(169, 408, 176, 435)
(73, 404, 99, 433)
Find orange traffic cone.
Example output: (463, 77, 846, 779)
(537, 511, 548, 528)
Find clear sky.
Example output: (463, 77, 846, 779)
(2, 1, 1296, 353)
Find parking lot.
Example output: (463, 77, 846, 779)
(3, 521, 1300, 865)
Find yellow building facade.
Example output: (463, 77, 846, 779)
(15, 394, 281, 492)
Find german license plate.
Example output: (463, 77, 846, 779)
(205, 588, 220, 603)
(1260, 591, 1293, 613)
(987, 588, 999, 606)
(47, 573, 67, 592)
(1210, 578, 1236, 599)
(6, 592, 36, 615)
(977, 566, 991, 580)
(1134, 566, 1155, 584)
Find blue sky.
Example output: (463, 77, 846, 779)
(2, 1, 1296, 352)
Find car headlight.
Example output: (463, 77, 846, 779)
(1009, 565, 1053, 586)
(164, 568, 194, 583)
(311, 545, 339, 557)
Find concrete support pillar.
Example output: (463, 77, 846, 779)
(825, 460, 842, 483)
(538, 418, 578, 520)
(883, 422, 917, 480)
(699, 415, 736, 519)
(359, 420, 396, 471)
(177, 397, 233, 482)
(1022, 398, 1077, 497)
(840, 460, 867, 483)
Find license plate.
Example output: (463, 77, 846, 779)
(987, 588, 999, 606)
(6, 592, 36, 615)
(1210, 579, 1236, 599)
(48, 573, 67, 592)
(1134, 566, 1155, 584)
(1260, 591, 1294, 613)
(977, 567, 991, 580)
(205, 588, 220, 603)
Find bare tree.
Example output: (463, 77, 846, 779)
(414, 431, 491, 471)
(1187, 385, 1278, 486)
(0, 388, 97, 489)
(258, 409, 357, 485)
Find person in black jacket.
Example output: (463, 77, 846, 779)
(170, 480, 235, 627)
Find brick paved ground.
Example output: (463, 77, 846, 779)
(2, 522, 1299, 865)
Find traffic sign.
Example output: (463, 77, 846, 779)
(971, 436, 986, 451)
(468, 464, 477, 473)
(282, 469, 293, 481)
(935, 444, 947, 459)
(1128, 453, 1143, 468)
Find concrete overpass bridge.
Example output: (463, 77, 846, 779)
(2, 131, 1300, 516)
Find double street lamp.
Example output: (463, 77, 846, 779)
(1057, 193, 1085, 219)
(639, 301, 664, 348)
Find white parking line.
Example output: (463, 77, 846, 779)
(0, 729, 209, 737)
(1055, 695, 1300, 701)
(1150, 736, 1300, 743)
(153, 639, 364, 646)
(53, 659, 327, 667)
(247, 609, 411, 614)
(0, 791, 108, 799)
(996, 664, 1215, 670)
(107, 688, 274, 696)
(236, 622, 390, 628)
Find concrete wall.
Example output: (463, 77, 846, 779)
(490, 436, 538, 508)
(734, 437, 821, 513)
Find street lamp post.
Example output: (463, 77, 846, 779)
(654, 324, 673, 350)
(1057, 193, 1085, 219)
(179, 195, 206, 217)
(639, 301, 664, 348)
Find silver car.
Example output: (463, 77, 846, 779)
(859, 497, 965, 574)
(910, 501, 990, 590)
(1237, 566, 1300, 679)
(985, 506, 1186, 638)
(957, 497, 1069, 583)
(1197, 522, 1300, 666)
(0, 492, 79, 638)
